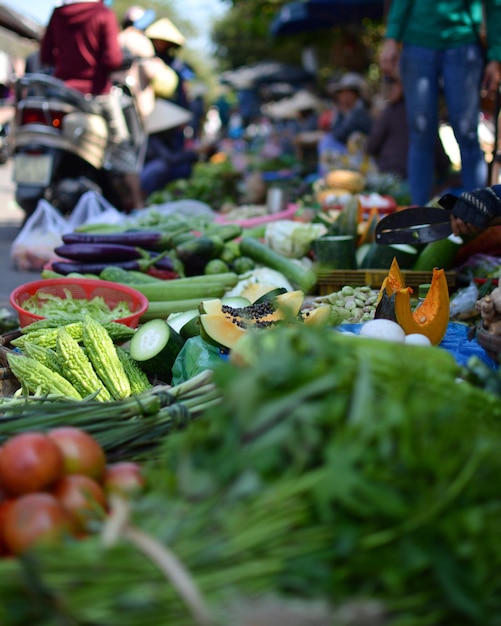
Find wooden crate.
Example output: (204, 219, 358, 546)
(316, 269, 457, 295)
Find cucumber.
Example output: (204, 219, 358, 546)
(140, 298, 220, 322)
(131, 280, 228, 302)
(239, 237, 317, 294)
(100, 266, 163, 284)
(203, 223, 243, 241)
(129, 319, 185, 382)
(167, 309, 200, 338)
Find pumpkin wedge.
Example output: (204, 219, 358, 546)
(375, 256, 407, 322)
(394, 267, 450, 345)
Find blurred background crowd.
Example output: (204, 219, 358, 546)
(0, 0, 496, 212)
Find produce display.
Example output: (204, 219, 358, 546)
(0, 427, 144, 557)
(2, 182, 501, 625)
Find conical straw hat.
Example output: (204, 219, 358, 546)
(145, 18, 186, 47)
(144, 98, 192, 134)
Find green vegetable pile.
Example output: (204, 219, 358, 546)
(145, 161, 243, 210)
(3, 325, 501, 624)
(20, 289, 132, 323)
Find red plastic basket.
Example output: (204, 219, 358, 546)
(10, 278, 149, 329)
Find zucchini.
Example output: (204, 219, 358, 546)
(239, 237, 317, 294)
(99, 266, 164, 285)
(129, 319, 185, 382)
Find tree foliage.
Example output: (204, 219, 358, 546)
(210, 0, 385, 83)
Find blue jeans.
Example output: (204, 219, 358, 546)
(400, 44, 487, 205)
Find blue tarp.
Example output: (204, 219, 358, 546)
(338, 322, 498, 369)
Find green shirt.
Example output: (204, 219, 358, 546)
(385, 0, 501, 62)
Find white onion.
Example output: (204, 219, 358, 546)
(359, 319, 406, 342)
(404, 333, 432, 346)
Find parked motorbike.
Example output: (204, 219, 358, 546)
(0, 102, 13, 164)
(12, 72, 145, 218)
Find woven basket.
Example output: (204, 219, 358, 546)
(475, 324, 501, 363)
(0, 329, 22, 397)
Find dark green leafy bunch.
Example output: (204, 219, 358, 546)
(145, 161, 243, 210)
(4, 327, 501, 625)
(159, 326, 501, 624)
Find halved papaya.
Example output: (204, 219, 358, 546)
(301, 304, 331, 326)
(199, 290, 305, 349)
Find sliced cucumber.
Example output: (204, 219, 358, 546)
(129, 319, 185, 382)
(167, 309, 200, 334)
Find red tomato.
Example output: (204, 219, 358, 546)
(0, 499, 15, 556)
(53, 474, 107, 531)
(104, 462, 145, 497)
(47, 427, 106, 483)
(0, 432, 64, 496)
(3, 492, 77, 555)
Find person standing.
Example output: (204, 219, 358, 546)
(40, 0, 144, 211)
(367, 76, 451, 184)
(379, 0, 501, 206)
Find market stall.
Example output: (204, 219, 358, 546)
(1, 165, 501, 622)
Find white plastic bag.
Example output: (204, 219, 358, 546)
(66, 191, 124, 231)
(10, 200, 69, 271)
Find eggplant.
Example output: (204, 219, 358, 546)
(51, 255, 175, 276)
(54, 242, 148, 262)
(61, 230, 183, 251)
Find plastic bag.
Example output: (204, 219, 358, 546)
(171, 336, 226, 385)
(449, 282, 479, 320)
(147, 199, 216, 219)
(10, 200, 68, 271)
(66, 191, 124, 231)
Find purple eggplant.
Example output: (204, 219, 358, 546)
(51, 255, 174, 276)
(54, 242, 149, 262)
(61, 230, 184, 251)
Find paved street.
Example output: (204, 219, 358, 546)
(0, 159, 41, 310)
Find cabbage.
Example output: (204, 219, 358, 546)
(224, 267, 294, 298)
(264, 220, 327, 259)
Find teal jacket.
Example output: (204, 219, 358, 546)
(385, 0, 501, 62)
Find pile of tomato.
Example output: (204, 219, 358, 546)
(0, 428, 144, 556)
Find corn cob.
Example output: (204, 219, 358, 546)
(56, 328, 112, 402)
(82, 315, 131, 400)
(116, 347, 152, 395)
(7, 353, 83, 400)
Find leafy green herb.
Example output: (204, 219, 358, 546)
(21, 289, 132, 323)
